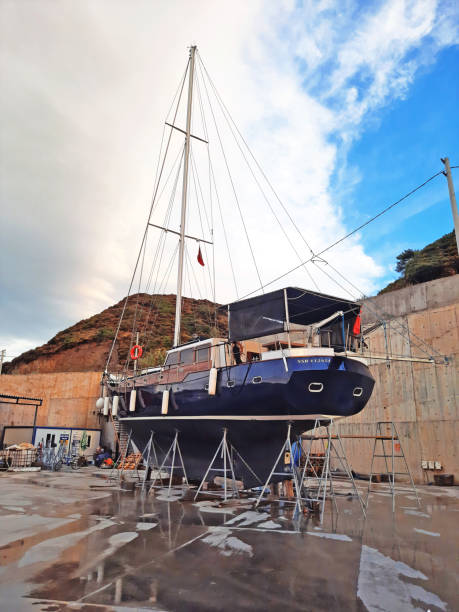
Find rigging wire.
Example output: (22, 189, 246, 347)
(138, 242, 180, 360)
(190, 149, 215, 296)
(183, 247, 199, 336)
(197, 58, 265, 294)
(129, 225, 149, 348)
(105, 57, 189, 372)
(108, 43, 457, 372)
(143, 145, 185, 295)
(208, 156, 240, 299)
(198, 51, 457, 318)
(139, 147, 186, 342)
(197, 53, 320, 292)
(194, 61, 218, 329)
(124, 116, 186, 368)
(309, 261, 444, 361)
(198, 53, 317, 259)
(193, 68, 239, 300)
(184, 245, 216, 333)
(235, 170, 445, 302)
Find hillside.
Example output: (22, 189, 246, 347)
(379, 231, 458, 295)
(4, 294, 227, 375)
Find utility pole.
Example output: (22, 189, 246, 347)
(0, 349, 5, 374)
(441, 157, 459, 254)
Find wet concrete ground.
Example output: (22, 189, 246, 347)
(0, 468, 457, 611)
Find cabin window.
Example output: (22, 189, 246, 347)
(165, 351, 179, 366)
(353, 387, 363, 397)
(252, 376, 262, 384)
(196, 346, 210, 363)
(308, 382, 323, 393)
(180, 348, 194, 365)
(227, 380, 235, 388)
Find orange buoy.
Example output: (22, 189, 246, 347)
(130, 345, 143, 360)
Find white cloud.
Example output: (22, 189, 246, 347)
(0, 0, 457, 355)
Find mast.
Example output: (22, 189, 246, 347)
(174, 45, 196, 346)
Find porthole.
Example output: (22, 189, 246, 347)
(308, 382, 323, 393)
(204, 384, 209, 391)
(353, 387, 363, 397)
(252, 376, 262, 384)
(227, 380, 235, 388)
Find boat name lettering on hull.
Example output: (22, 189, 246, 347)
(297, 358, 331, 364)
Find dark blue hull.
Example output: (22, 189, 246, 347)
(112, 354, 374, 487)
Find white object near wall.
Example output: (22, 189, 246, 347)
(161, 389, 169, 414)
(434, 461, 442, 470)
(421, 460, 428, 469)
(129, 390, 136, 412)
(103, 396, 110, 416)
(208, 368, 217, 395)
(112, 395, 119, 416)
(96, 397, 104, 410)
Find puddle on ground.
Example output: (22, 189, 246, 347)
(0, 471, 457, 611)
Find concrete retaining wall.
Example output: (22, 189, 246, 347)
(0, 275, 457, 481)
(336, 275, 458, 483)
(0, 371, 102, 443)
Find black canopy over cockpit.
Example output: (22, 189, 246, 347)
(228, 287, 360, 346)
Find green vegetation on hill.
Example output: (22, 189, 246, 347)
(379, 231, 458, 295)
(4, 294, 227, 374)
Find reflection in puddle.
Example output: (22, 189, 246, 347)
(0, 474, 456, 611)
(413, 527, 440, 537)
(202, 526, 254, 557)
(358, 545, 447, 612)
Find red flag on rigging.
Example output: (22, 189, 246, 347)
(197, 245, 205, 266)
(353, 311, 361, 335)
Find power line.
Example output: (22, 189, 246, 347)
(236, 170, 445, 301)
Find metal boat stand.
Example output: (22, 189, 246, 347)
(139, 431, 161, 491)
(255, 423, 303, 512)
(366, 421, 420, 512)
(148, 430, 189, 497)
(193, 428, 261, 502)
(300, 419, 366, 523)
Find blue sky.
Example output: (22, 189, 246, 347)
(340, 44, 459, 284)
(1, 0, 458, 357)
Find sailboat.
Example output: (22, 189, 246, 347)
(103, 46, 375, 486)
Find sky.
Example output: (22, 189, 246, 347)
(1, 0, 458, 359)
